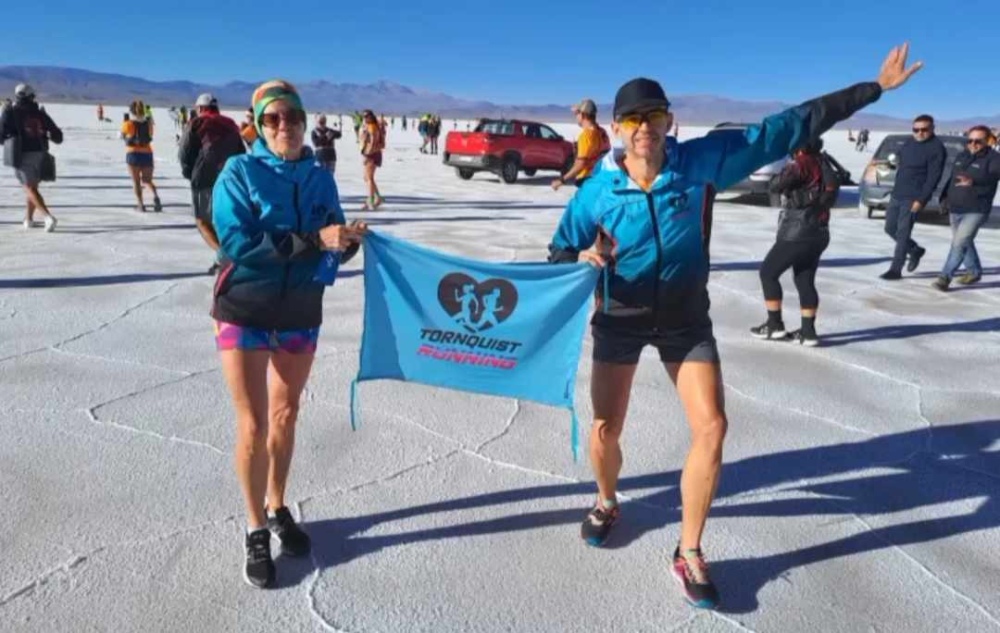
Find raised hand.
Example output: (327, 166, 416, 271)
(877, 42, 924, 91)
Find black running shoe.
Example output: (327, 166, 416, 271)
(244, 528, 275, 589)
(671, 547, 720, 610)
(268, 506, 311, 557)
(879, 270, 902, 280)
(789, 329, 820, 347)
(749, 322, 788, 341)
(907, 247, 926, 273)
(581, 504, 620, 547)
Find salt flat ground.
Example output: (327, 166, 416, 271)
(1, 104, 998, 633)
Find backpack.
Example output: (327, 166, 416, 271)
(127, 120, 152, 147)
(816, 153, 841, 214)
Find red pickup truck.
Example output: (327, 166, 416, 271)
(443, 119, 575, 184)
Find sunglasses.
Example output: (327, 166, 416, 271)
(617, 109, 670, 131)
(912, 127, 932, 134)
(967, 138, 987, 146)
(259, 109, 306, 129)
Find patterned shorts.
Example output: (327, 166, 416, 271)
(214, 321, 319, 354)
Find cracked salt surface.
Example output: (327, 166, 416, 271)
(2, 104, 999, 632)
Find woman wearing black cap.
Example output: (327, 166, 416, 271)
(548, 43, 922, 609)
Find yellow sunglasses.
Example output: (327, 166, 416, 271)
(617, 109, 670, 131)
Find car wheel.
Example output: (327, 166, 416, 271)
(501, 157, 519, 184)
(523, 168, 537, 177)
(457, 168, 475, 180)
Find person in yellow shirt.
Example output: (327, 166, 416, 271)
(552, 98, 611, 190)
(121, 99, 162, 212)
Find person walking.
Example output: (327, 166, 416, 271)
(212, 79, 367, 588)
(547, 44, 921, 610)
(359, 109, 385, 209)
(933, 125, 1000, 290)
(879, 114, 946, 280)
(0, 84, 63, 231)
(179, 93, 245, 273)
(121, 99, 162, 212)
(751, 138, 841, 346)
(311, 114, 342, 174)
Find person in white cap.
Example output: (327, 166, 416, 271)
(1, 84, 63, 231)
(552, 98, 610, 190)
(179, 92, 245, 273)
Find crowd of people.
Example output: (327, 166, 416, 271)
(2, 43, 999, 609)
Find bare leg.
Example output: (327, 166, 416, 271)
(220, 349, 271, 529)
(128, 164, 144, 207)
(589, 361, 638, 503)
(265, 352, 315, 511)
(666, 361, 728, 551)
(24, 185, 52, 220)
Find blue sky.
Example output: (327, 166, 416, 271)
(6, 0, 997, 119)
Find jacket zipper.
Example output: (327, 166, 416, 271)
(281, 182, 302, 299)
(644, 192, 663, 331)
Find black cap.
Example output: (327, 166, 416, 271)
(613, 78, 671, 119)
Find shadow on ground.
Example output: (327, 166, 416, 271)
(279, 419, 998, 617)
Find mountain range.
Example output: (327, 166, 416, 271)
(1, 66, 996, 131)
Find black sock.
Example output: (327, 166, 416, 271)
(801, 316, 816, 336)
(767, 310, 783, 328)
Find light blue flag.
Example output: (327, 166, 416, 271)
(352, 231, 599, 459)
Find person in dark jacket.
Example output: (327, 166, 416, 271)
(751, 138, 838, 346)
(933, 125, 1000, 290)
(212, 80, 366, 589)
(548, 43, 922, 610)
(0, 84, 63, 231)
(310, 114, 341, 173)
(880, 114, 947, 279)
(179, 93, 245, 273)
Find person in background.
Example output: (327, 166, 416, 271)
(879, 114, 946, 280)
(0, 83, 62, 231)
(179, 93, 245, 274)
(552, 98, 610, 190)
(933, 125, 1000, 290)
(359, 109, 385, 209)
(239, 108, 258, 148)
(311, 114, 342, 174)
(211, 79, 366, 589)
(751, 138, 840, 346)
(179, 105, 188, 126)
(121, 99, 162, 212)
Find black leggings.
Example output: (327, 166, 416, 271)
(759, 238, 829, 308)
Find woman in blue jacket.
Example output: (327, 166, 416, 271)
(548, 44, 921, 610)
(212, 80, 366, 589)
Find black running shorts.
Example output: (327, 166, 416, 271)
(592, 321, 720, 365)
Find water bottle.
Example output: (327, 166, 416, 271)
(314, 251, 341, 285)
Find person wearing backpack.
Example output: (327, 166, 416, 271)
(121, 99, 162, 213)
(311, 114, 341, 174)
(1, 84, 63, 231)
(751, 138, 839, 346)
(179, 93, 245, 273)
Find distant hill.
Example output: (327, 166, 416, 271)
(1, 66, 997, 131)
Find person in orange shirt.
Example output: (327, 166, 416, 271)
(359, 109, 385, 209)
(239, 108, 258, 148)
(121, 100, 162, 212)
(552, 98, 611, 190)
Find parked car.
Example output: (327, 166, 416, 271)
(858, 133, 966, 219)
(443, 119, 575, 184)
(707, 123, 790, 206)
